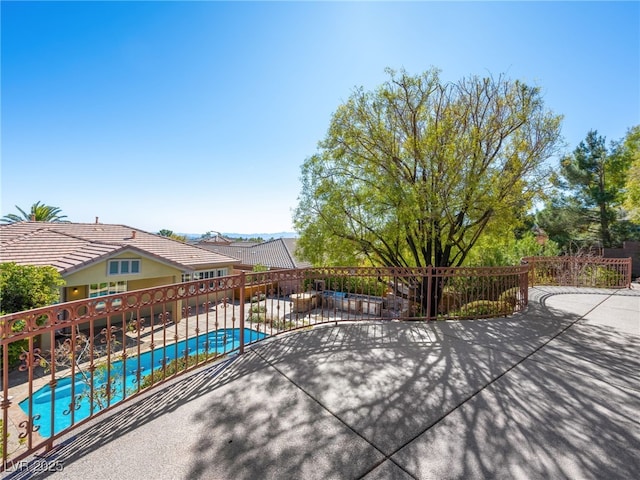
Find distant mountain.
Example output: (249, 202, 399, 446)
(224, 231, 298, 239)
(183, 231, 297, 241)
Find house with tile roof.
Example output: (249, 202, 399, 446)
(197, 237, 311, 271)
(0, 221, 241, 306)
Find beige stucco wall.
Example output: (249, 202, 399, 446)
(65, 284, 87, 302)
(127, 276, 178, 291)
(63, 277, 177, 304)
(62, 256, 237, 312)
(59, 253, 234, 312)
(63, 255, 182, 288)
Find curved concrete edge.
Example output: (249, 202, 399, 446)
(6, 287, 639, 480)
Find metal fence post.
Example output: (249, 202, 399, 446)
(426, 266, 433, 321)
(522, 265, 529, 306)
(625, 258, 632, 288)
(529, 257, 535, 287)
(239, 271, 245, 355)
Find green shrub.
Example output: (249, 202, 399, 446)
(437, 286, 464, 314)
(455, 300, 513, 318)
(0, 263, 65, 312)
(271, 318, 295, 330)
(0, 319, 28, 370)
(247, 313, 266, 323)
(498, 287, 520, 307)
(583, 266, 624, 287)
(247, 304, 268, 323)
(139, 351, 218, 388)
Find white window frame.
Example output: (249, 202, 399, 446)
(89, 281, 127, 308)
(183, 268, 229, 282)
(182, 268, 229, 285)
(108, 259, 141, 276)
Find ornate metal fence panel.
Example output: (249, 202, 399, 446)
(1, 272, 250, 470)
(522, 256, 632, 288)
(4, 257, 618, 470)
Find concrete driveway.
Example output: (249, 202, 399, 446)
(5, 286, 639, 480)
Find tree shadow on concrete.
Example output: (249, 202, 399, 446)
(181, 321, 526, 479)
(391, 287, 640, 479)
(9, 287, 639, 480)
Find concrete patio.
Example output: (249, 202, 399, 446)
(5, 286, 639, 480)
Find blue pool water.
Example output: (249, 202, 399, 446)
(19, 328, 266, 438)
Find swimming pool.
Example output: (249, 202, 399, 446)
(19, 328, 266, 438)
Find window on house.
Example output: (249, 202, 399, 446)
(108, 259, 140, 275)
(198, 271, 213, 279)
(182, 268, 229, 285)
(89, 281, 127, 297)
(89, 281, 127, 308)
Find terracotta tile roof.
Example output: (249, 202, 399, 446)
(197, 234, 234, 245)
(198, 237, 311, 269)
(0, 222, 240, 274)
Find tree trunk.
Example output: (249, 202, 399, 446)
(418, 268, 445, 319)
(599, 202, 612, 248)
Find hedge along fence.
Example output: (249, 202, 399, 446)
(522, 256, 632, 288)
(295, 265, 530, 320)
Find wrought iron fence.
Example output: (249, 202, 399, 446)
(0, 258, 628, 469)
(522, 256, 632, 288)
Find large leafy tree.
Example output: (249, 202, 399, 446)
(0, 263, 65, 313)
(294, 68, 562, 313)
(0, 263, 65, 370)
(295, 68, 562, 268)
(535, 196, 587, 250)
(621, 126, 640, 223)
(1, 201, 68, 223)
(464, 231, 560, 267)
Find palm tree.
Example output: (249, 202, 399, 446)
(1, 201, 69, 224)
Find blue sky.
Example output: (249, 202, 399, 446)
(2, 1, 639, 235)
